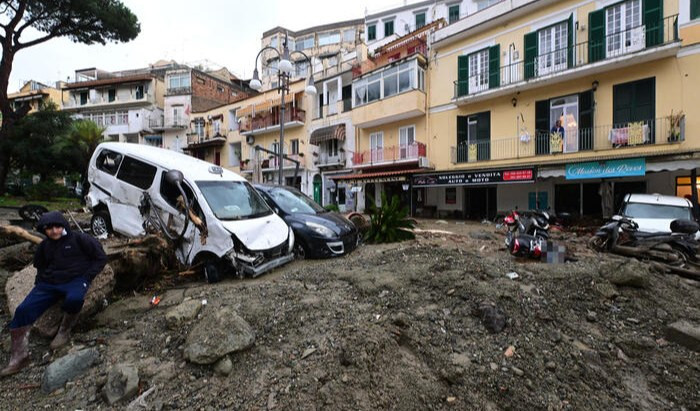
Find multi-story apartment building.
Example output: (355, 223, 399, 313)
(414, 0, 699, 220)
(7, 80, 62, 114)
(259, 19, 366, 91)
(364, 0, 502, 50)
(156, 65, 252, 152)
(61, 66, 165, 144)
(331, 20, 446, 212)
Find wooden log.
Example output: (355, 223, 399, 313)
(0, 225, 43, 245)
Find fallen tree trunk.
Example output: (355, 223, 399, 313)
(0, 224, 43, 245)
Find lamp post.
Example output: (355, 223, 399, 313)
(249, 33, 317, 185)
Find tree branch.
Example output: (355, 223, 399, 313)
(13, 7, 54, 44)
(14, 28, 58, 50)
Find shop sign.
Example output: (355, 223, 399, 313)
(565, 158, 645, 180)
(412, 167, 535, 187)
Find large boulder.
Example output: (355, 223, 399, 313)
(665, 320, 700, 352)
(102, 364, 140, 405)
(183, 306, 255, 365)
(165, 298, 202, 330)
(6, 264, 115, 337)
(599, 259, 650, 288)
(42, 348, 100, 393)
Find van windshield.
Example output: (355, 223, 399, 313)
(622, 202, 693, 220)
(196, 181, 272, 220)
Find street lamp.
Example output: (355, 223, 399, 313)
(250, 33, 316, 185)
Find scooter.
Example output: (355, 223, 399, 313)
(504, 209, 548, 259)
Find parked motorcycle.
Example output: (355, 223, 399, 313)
(504, 209, 550, 259)
(589, 215, 700, 280)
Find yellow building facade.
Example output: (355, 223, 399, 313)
(7, 80, 62, 114)
(418, 0, 700, 219)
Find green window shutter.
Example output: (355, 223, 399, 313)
(457, 55, 469, 97)
(578, 90, 594, 151)
(535, 99, 550, 155)
(488, 45, 500, 89)
(416, 13, 425, 29)
(588, 9, 606, 63)
(567, 14, 574, 69)
(476, 111, 491, 161)
(692, 0, 700, 20)
(643, 0, 663, 47)
(457, 116, 468, 162)
(368, 25, 376, 41)
(524, 32, 537, 79)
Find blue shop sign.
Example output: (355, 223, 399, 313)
(566, 158, 645, 180)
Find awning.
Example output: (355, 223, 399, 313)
(331, 168, 425, 184)
(539, 158, 700, 179)
(310, 124, 346, 145)
(237, 92, 300, 117)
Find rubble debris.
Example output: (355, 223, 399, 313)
(41, 348, 100, 393)
(473, 301, 507, 333)
(665, 321, 700, 352)
(183, 306, 255, 364)
(164, 298, 202, 330)
(102, 364, 140, 405)
(599, 260, 650, 288)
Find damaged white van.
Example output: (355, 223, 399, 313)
(85, 142, 294, 281)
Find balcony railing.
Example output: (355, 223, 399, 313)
(262, 154, 306, 170)
(165, 86, 192, 96)
(187, 134, 225, 146)
(317, 151, 346, 167)
(451, 116, 685, 164)
(149, 115, 188, 129)
(454, 15, 679, 99)
(64, 92, 153, 109)
(353, 142, 427, 166)
(240, 108, 305, 134)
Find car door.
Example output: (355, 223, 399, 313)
(110, 155, 159, 236)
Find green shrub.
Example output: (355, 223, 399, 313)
(364, 193, 415, 244)
(324, 204, 340, 212)
(24, 181, 70, 200)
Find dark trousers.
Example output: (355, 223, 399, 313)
(9, 277, 89, 329)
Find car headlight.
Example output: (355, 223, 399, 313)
(288, 227, 295, 253)
(305, 221, 334, 238)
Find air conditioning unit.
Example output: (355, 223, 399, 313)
(418, 157, 430, 168)
(246, 135, 255, 145)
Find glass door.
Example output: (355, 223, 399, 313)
(370, 132, 383, 162)
(550, 95, 579, 153)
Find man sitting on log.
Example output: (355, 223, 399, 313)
(1, 211, 106, 377)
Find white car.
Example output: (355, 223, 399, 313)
(619, 193, 697, 234)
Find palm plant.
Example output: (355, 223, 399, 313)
(364, 192, 415, 244)
(52, 119, 105, 189)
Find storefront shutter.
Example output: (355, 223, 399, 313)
(535, 99, 550, 155)
(457, 55, 469, 97)
(488, 44, 500, 89)
(643, 0, 663, 47)
(568, 14, 574, 69)
(524, 32, 537, 79)
(578, 90, 593, 151)
(588, 9, 606, 63)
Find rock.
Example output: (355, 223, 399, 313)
(545, 361, 556, 370)
(469, 230, 495, 241)
(599, 260, 650, 288)
(183, 306, 255, 364)
(594, 282, 619, 299)
(665, 321, 700, 352)
(102, 364, 139, 405)
(214, 357, 233, 376)
(489, 362, 498, 371)
(436, 220, 449, 225)
(473, 301, 507, 333)
(95, 295, 152, 327)
(586, 310, 597, 322)
(165, 299, 202, 330)
(301, 347, 317, 359)
(7, 265, 115, 337)
(42, 348, 100, 393)
(157, 288, 186, 308)
(511, 367, 524, 376)
(504, 346, 515, 358)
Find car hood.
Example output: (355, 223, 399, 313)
(220, 214, 289, 251)
(632, 218, 675, 233)
(286, 212, 355, 236)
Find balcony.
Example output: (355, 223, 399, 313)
(165, 86, 192, 96)
(315, 151, 346, 168)
(352, 88, 426, 129)
(186, 133, 226, 149)
(353, 142, 427, 168)
(453, 15, 679, 102)
(450, 116, 685, 164)
(149, 115, 188, 130)
(240, 108, 305, 136)
(63, 93, 154, 110)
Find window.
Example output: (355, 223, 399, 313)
(383, 67, 398, 97)
(213, 119, 221, 136)
(468, 49, 489, 92)
(549, 95, 579, 153)
(269, 35, 278, 49)
(195, 120, 204, 138)
(228, 109, 239, 131)
(295, 61, 309, 77)
(449, 5, 460, 24)
(265, 59, 279, 77)
(476, 0, 499, 11)
(108, 89, 116, 102)
(370, 132, 383, 162)
(229, 143, 241, 167)
(612, 77, 655, 144)
(319, 31, 340, 46)
(343, 29, 355, 43)
(286, 37, 295, 51)
(117, 111, 128, 124)
(216, 86, 224, 93)
(367, 24, 376, 41)
(456, 112, 490, 162)
(290, 139, 299, 155)
(693, 0, 700, 20)
(399, 125, 416, 159)
(168, 73, 191, 90)
(384, 20, 394, 37)
(606, 0, 643, 56)
(538, 21, 568, 75)
(352, 59, 423, 107)
(367, 73, 381, 102)
(325, 55, 338, 67)
(80, 91, 88, 105)
(116, 156, 157, 190)
(105, 112, 116, 125)
(415, 12, 426, 29)
(95, 149, 123, 175)
(295, 36, 314, 51)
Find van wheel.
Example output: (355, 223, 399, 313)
(91, 210, 112, 237)
(204, 260, 223, 284)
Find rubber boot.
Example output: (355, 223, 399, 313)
(50, 313, 79, 350)
(0, 326, 31, 377)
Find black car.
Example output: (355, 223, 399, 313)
(254, 184, 359, 259)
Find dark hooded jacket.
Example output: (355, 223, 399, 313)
(34, 211, 107, 285)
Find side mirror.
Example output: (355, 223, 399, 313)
(612, 215, 622, 221)
(165, 169, 184, 186)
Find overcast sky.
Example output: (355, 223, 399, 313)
(8, 0, 405, 92)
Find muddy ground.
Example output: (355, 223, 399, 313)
(0, 217, 699, 410)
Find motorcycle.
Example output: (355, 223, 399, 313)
(589, 215, 700, 280)
(504, 209, 550, 259)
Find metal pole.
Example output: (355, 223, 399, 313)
(279, 73, 286, 185)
